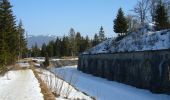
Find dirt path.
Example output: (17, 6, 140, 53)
(0, 69, 44, 100)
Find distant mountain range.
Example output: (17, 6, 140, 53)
(27, 35, 57, 49)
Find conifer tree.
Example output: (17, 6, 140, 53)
(114, 8, 128, 36)
(76, 32, 82, 53)
(0, 0, 18, 62)
(0, 0, 6, 70)
(43, 53, 49, 68)
(41, 43, 47, 57)
(68, 28, 77, 56)
(60, 36, 70, 56)
(98, 26, 106, 42)
(154, 1, 169, 30)
(17, 20, 27, 58)
(92, 33, 100, 46)
(84, 36, 91, 50)
(31, 43, 40, 57)
(0, 0, 22, 70)
(54, 37, 61, 57)
(47, 41, 54, 57)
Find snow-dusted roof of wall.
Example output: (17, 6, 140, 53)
(83, 27, 170, 54)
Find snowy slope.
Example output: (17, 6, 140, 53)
(84, 26, 170, 54)
(50, 66, 170, 100)
(36, 68, 93, 100)
(0, 70, 43, 100)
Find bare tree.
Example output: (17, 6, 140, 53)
(149, 0, 159, 21)
(134, 0, 150, 25)
(126, 15, 141, 32)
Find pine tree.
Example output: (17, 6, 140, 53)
(41, 43, 47, 57)
(98, 26, 106, 42)
(154, 1, 169, 31)
(114, 8, 128, 36)
(31, 43, 40, 57)
(60, 36, 70, 56)
(0, 0, 20, 70)
(1, 0, 18, 63)
(47, 41, 54, 57)
(0, 0, 6, 70)
(17, 20, 27, 58)
(68, 28, 77, 56)
(92, 33, 100, 46)
(84, 36, 91, 50)
(43, 52, 49, 68)
(76, 32, 82, 53)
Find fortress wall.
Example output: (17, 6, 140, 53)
(78, 49, 170, 93)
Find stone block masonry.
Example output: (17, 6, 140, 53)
(78, 49, 170, 93)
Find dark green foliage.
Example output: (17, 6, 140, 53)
(31, 43, 41, 57)
(32, 31, 94, 58)
(43, 53, 49, 68)
(76, 32, 82, 53)
(92, 33, 100, 46)
(60, 36, 70, 56)
(154, 1, 170, 31)
(41, 43, 47, 57)
(47, 41, 54, 57)
(68, 28, 77, 56)
(0, 0, 27, 72)
(54, 37, 61, 57)
(17, 20, 27, 58)
(98, 26, 106, 42)
(92, 26, 106, 47)
(114, 8, 128, 36)
(0, 0, 17, 63)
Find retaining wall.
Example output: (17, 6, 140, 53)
(78, 49, 170, 93)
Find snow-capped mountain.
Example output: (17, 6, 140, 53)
(27, 35, 57, 49)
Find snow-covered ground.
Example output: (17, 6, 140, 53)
(16, 61, 30, 68)
(51, 58, 78, 61)
(32, 58, 45, 63)
(0, 69, 43, 100)
(37, 68, 92, 100)
(32, 57, 78, 63)
(84, 27, 170, 54)
(50, 66, 170, 100)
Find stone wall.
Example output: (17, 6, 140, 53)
(78, 49, 170, 93)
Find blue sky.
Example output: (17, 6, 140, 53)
(11, 0, 137, 38)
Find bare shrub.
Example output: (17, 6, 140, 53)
(40, 69, 79, 99)
(65, 72, 75, 98)
(53, 71, 65, 96)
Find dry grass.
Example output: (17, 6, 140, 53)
(12, 64, 23, 70)
(32, 67, 56, 100)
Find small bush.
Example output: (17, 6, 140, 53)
(43, 53, 49, 68)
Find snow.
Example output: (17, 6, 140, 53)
(51, 58, 78, 61)
(17, 61, 30, 68)
(34, 63, 41, 67)
(36, 68, 92, 100)
(32, 58, 78, 63)
(0, 69, 44, 100)
(50, 66, 170, 100)
(84, 27, 170, 54)
(32, 58, 45, 63)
